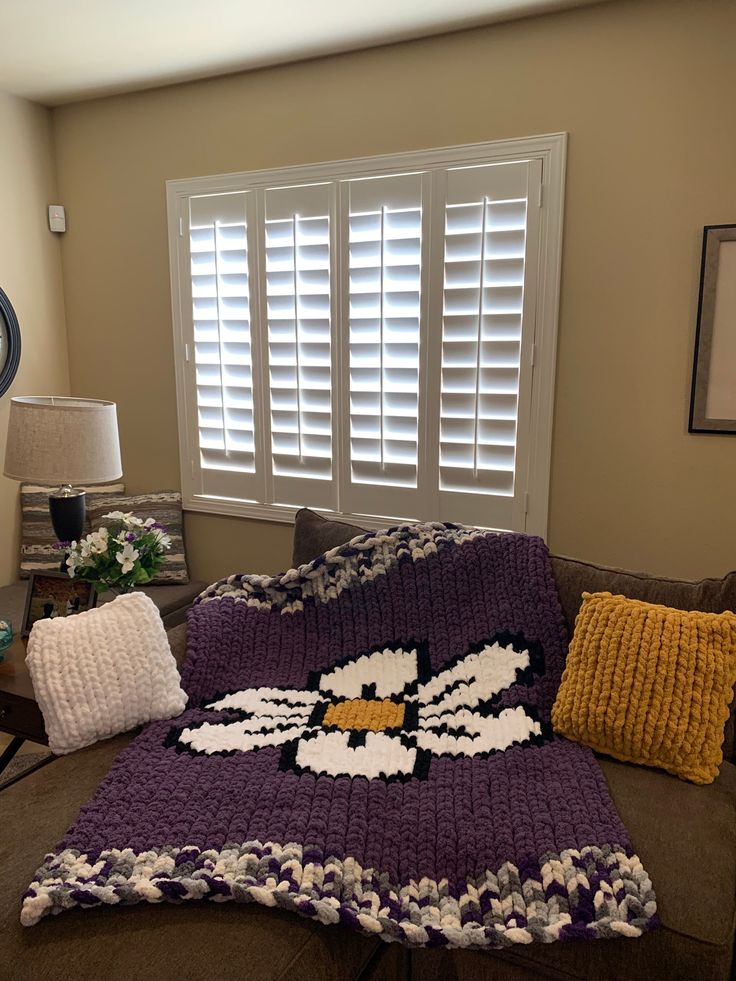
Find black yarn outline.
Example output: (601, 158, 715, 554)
(165, 631, 551, 774)
(276, 708, 552, 782)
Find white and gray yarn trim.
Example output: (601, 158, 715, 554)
(197, 523, 499, 615)
(21, 839, 656, 943)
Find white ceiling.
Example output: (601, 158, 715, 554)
(0, 0, 603, 106)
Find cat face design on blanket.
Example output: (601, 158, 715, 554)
(171, 633, 548, 780)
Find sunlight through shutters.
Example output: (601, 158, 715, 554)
(341, 172, 425, 518)
(264, 182, 336, 509)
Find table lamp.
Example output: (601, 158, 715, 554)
(3, 396, 123, 544)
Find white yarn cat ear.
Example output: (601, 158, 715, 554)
(315, 645, 420, 699)
(416, 705, 542, 757)
(177, 687, 319, 754)
(417, 640, 533, 715)
(177, 716, 308, 755)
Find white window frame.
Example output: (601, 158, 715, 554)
(166, 133, 566, 537)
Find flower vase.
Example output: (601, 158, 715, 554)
(106, 584, 136, 597)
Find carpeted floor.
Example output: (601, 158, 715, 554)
(0, 750, 53, 789)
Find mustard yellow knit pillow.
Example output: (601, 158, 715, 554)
(551, 591, 736, 784)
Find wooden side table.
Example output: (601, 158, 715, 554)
(0, 635, 52, 783)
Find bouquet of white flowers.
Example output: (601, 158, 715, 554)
(60, 511, 171, 594)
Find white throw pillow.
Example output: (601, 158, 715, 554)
(26, 592, 187, 755)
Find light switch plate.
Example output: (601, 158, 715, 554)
(48, 205, 66, 233)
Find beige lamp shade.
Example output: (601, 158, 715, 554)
(3, 396, 123, 485)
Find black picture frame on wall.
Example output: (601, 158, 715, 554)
(689, 223, 736, 434)
(0, 285, 22, 398)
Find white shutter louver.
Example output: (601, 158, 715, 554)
(438, 161, 539, 528)
(264, 182, 336, 509)
(341, 172, 425, 519)
(188, 191, 264, 502)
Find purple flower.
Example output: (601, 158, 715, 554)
(125, 532, 137, 542)
(151, 522, 168, 532)
(53, 541, 72, 550)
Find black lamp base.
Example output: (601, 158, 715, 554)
(49, 488, 86, 545)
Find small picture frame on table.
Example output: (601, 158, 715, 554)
(22, 572, 98, 638)
(689, 223, 736, 433)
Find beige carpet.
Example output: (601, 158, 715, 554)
(0, 733, 52, 788)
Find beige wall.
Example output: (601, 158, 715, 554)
(0, 93, 69, 587)
(52, 0, 736, 584)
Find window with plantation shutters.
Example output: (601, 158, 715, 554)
(168, 135, 565, 535)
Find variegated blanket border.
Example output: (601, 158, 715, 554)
(22, 840, 657, 943)
(196, 522, 493, 614)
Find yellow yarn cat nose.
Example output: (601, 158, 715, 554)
(322, 698, 405, 732)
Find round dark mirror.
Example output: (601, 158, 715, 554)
(0, 287, 21, 398)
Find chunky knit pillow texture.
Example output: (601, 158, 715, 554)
(26, 592, 187, 755)
(552, 591, 736, 784)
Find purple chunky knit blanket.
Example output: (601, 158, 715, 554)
(22, 524, 657, 946)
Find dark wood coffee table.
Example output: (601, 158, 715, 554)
(0, 635, 52, 785)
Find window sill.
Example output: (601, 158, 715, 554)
(182, 495, 417, 530)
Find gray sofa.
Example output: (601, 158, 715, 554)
(0, 512, 734, 981)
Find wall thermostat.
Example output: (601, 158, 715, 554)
(48, 205, 66, 233)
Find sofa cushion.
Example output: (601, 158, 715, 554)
(0, 733, 397, 981)
(87, 491, 190, 584)
(291, 508, 370, 568)
(552, 592, 736, 784)
(551, 556, 736, 763)
(19, 481, 126, 578)
(165, 621, 188, 668)
(598, 756, 736, 948)
(550, 555, 736, 633)
(26, 593, 187, 755)
(413, 923, 732, 981)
